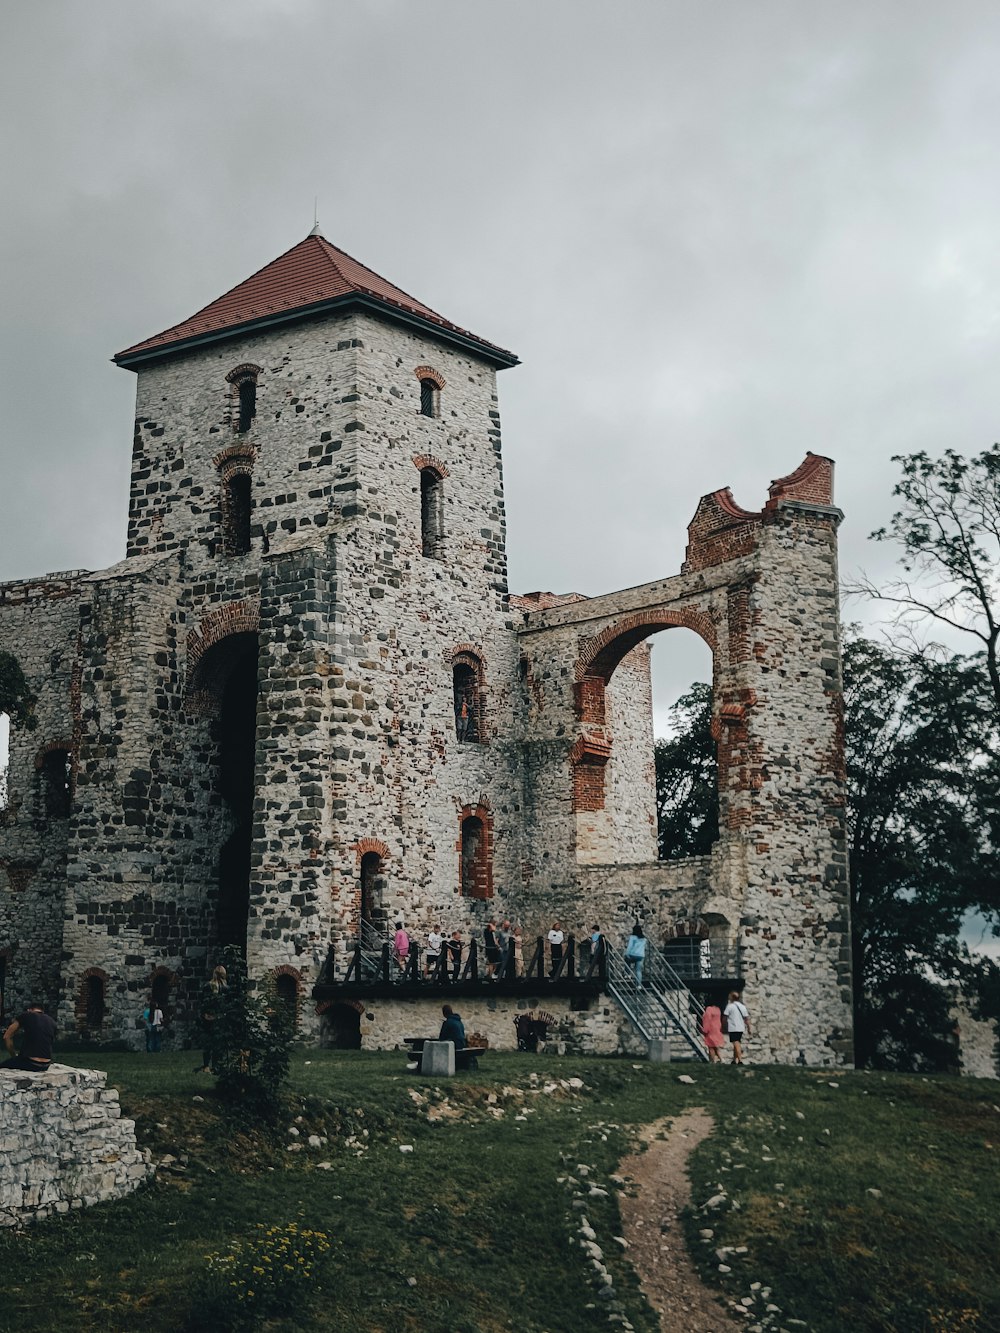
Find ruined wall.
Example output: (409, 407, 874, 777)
(0, 574, 86, 1015)
(0, 1064, 151, 1227)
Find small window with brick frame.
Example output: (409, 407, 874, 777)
(226, 364, 261, 435)
(421, 467, 444, 558)
(420, 378, 439, 418)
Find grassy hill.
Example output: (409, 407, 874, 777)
(1, 1051, 997, 1332)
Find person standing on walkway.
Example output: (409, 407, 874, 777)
(625, 923, 647, 989)
(548, 921, 565, 976)
(723, 991, 751, 1064)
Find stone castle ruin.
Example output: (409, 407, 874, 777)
(0, 229, 853, 1064)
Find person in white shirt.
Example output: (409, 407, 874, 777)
(425, 926, 444, 977)
(723, 991, 751, 1064)
(548, 922, 565, 976)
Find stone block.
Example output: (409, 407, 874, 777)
(648, 1038, 671, 1063)
(421, 1041, 455, 1076)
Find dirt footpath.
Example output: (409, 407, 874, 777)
(618, 1109, 739, 1332)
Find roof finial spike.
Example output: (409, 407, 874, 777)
(308, 197, 323, 238)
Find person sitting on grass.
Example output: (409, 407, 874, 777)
(1, 1001, 56, 1073)
(438, 1004, 466, 1051)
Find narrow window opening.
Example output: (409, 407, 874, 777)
(453, 661, 481, 743)
(275, 973, 299, 1026)
(237, 378, 257, 433)
(85, 976, 105, 1029)
(151, 973, 170, 1013)
(460, 812, 492, 899)
(42, 748, 71, 818)
(420, 468, 444, 558)
(224, 473, 253, 556)
(420, 378, 438, 418)
(360, 851, 383, 928)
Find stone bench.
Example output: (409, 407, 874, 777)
(0, 1064, 152, 1228)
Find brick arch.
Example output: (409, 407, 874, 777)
(445, 641, 485, 664)
(186, 599, 261, 677)
(574, 608, 718, 683)
(414, 364, 446, 390)
(412, 453, 449, 478)
(663, 918, 710, 942)
(270, 965, 302, 1028)
(351, 837, 391, 866)
(213, 443, 258, 474)
(225, 362, 262, 384)
(315, 996, 365, 1016)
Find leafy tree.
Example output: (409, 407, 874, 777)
(207, 947, 294, 1121)
(844, 635, 1000, 1069)
(0, 650, 36, 729)
(857, 446, 1000, 723)
(654, 682, 718, 859)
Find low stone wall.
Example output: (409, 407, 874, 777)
(0, 1064, 152, 1228)
(345, 993, 648, 1057)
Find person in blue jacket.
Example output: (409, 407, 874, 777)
(438, 1004, 466, 1050)
(625, 923, 647, 989)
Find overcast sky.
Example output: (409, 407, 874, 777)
(4, 1, 1000, 732)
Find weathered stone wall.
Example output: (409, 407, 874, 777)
(0, 1064, 152, 1228)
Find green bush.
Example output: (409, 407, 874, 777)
(208, 947, 294, 1121)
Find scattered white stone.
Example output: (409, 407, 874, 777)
(399, 1144, 414, 1153)
(794, 1111, 805, 1120)
(677, 1074, 696, 1085)
(866, 1187, 883, 1199)
(307, 1135, 322, 1148)
(568, 1077, 584, 1088)
(589, 1186, 609, 1198)
(287, 1126, 300, 1137)
(192, 1095, 204, 1103)
(699, 1229, 714, 1239)
(406, 1276, 417, 1287)
(703, 1193, 727, 1210)
(718, 1264, 732, 1273)
(316, 1162, 332, 1170)
(613, 1236, 628, 1248)
(828, 1081, 839, 1088)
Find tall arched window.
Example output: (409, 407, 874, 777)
(360, 851, 382, 926)
(224, 473, 252, 556)
(421, 467, 444, 558)
(238, 379, 257, 433)
(452, 652, 486, 744)
(459, 804, 493, 899)
(274, 972, 299, 1027)
(85, 975, 105, 1029)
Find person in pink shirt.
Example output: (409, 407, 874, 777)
(393, 922, 410, 972)
(700, 1003, 725, 1063)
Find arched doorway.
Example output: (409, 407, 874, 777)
(320, 1002, 363, 1049)
(360, 851, 382, 928)
(188, 630, 259, 955)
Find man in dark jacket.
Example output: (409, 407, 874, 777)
(438, 1004, 466, 1050)
(2, 1002, 57, 1072)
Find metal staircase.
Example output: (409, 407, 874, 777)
(605, 946, 708, 1061)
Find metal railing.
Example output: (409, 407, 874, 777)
(605, 945, 708, 1061)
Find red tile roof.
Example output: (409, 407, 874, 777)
(114, 233, 518, 367)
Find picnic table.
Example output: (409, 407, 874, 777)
(404, 1035, 487, 1072)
